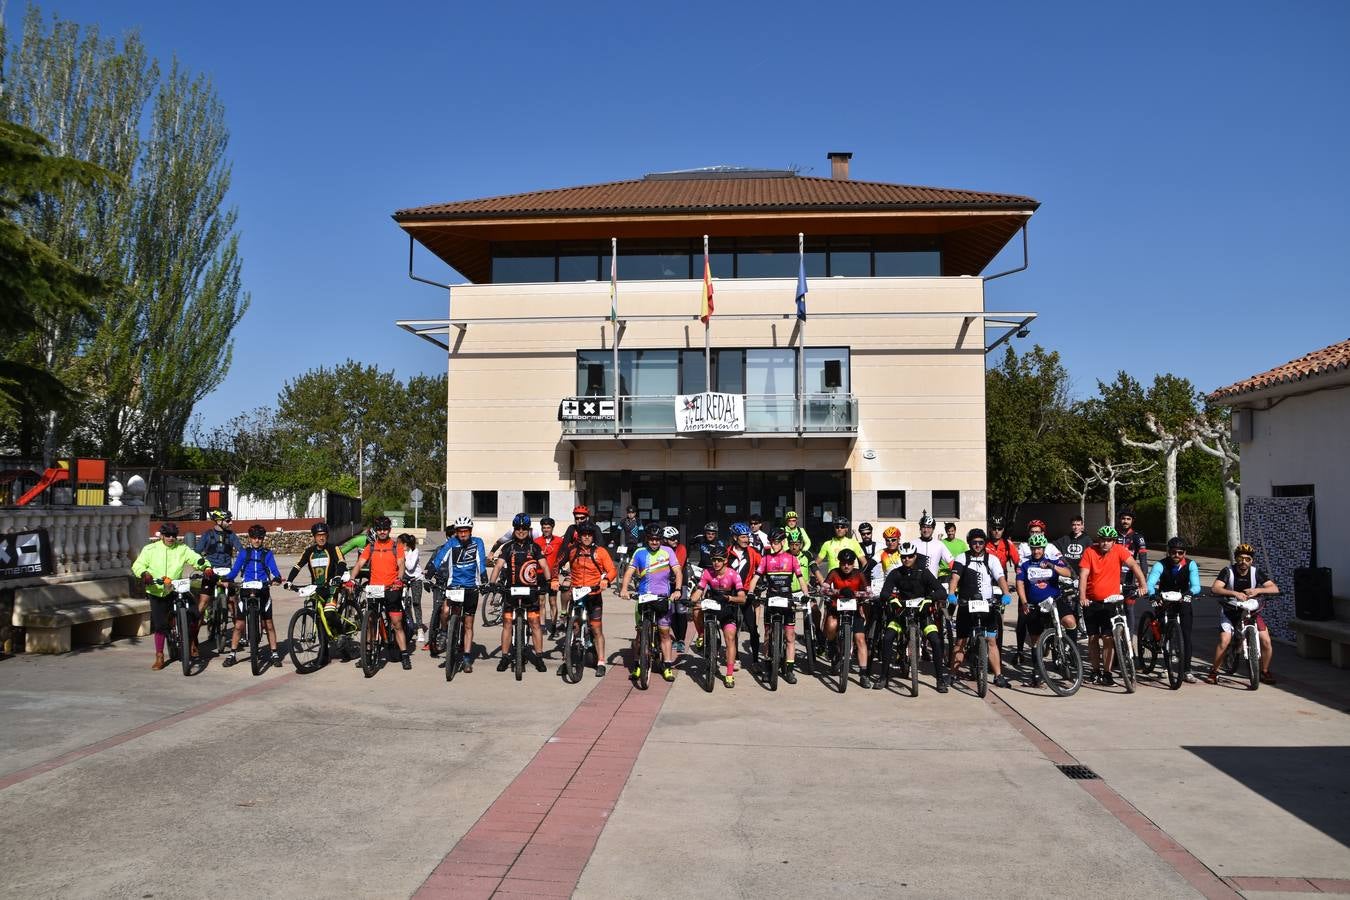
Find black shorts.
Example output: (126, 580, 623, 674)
(442, 586, 480, 616)
(502, 589, 540, 618)
(697, 598, 740, 627)
(1026, 596, 1074, 632)
(1082, 603, 1112, 636)
(200, 570, 221, 591)
(379, 587, 405, 615)
(955, 602, 1001, 640)
(234, 588, 273, 621)
(149, 596, 186, 634)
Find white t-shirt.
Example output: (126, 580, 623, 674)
(1018, 541, 1062, 561)
(402, 547, 421, 579)
(953, 552, 1006, 601)
(912, 536, 954, 579)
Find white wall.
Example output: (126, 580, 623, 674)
(226, 487, 325, 520)
(1239, 386, 1350, 596)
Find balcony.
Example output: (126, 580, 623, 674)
(561, 393, 857, 438)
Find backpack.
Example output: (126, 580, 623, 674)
(956, 552, 1000, 600)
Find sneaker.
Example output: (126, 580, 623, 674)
(532, 654, 546, 673)
(662, 666, 675, 682)
(496, 656, 511, 672)
(401, 653, 412, 671)
(1204, 669, 1218, 685)
(859, 674, 873, 689)
(1100, 672, 1116, 687)
(1012, 650, 1023, 668)
(222, 654, 237, 668)
(271, 652, 284, 667)
(1260, 671, 1277, 685)
(692, 637, 704, 652)
(993, 675, 1011, 688)
(631, 666, 643, 682)
(462, 657, 474, 674)
(594, 664, 606, 678)
(782, 666, 797, 685)
(724, 674, 735, 689)
(673, 641, 686, 653)
(936, 679, 949, 694)
(1183, 672, 1197, 684)
(871, 676, 884, 690)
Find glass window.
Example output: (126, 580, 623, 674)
(878, 490, 906, 519)
(874, 251, 941, 276)
(745, 348, 796, 431)
(736, 244, 798, 278)
(558, 255, 599, 281)
(524, 491, 549, 517)
(619, 349, 678, 431)
(472, 491, 498, 519)
(1272, 484, 1314, 497)
(803, 347, 849, 394)
(829, 251, 870, 277)
(576, 351, 613, 396)
(681, 349, 743, 394)
(932, 490, 960, 519)
(491, 256, 554, 283)
(606, 246, 691, 281)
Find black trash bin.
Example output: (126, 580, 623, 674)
(1294, 567, 1334, 621)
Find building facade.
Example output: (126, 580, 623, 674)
(394, 156, 1037, 544)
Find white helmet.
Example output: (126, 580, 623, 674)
(452, 516, 473, 529)
(899, 541, 919, 556)
(662, 525, 679, 539)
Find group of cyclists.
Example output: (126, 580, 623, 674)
(130, 503, 1280, 690)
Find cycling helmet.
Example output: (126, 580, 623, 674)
(858, 522, 873, 533)
(540, 516, 555, 527)
(159, 521, 180, 537)
(452, 515, 473, 530)
(209, 509, 232, 524)
(662, 525, 680, 539)
(511, 513, 531, 530)
(989, 516, 1005, 529)
(248, 524, 267, 538)
(1097, 525, 1118, 539)
(1166, 537, 1188, 552)
(833, 517, 850, 528)
(788, 534, 804, 546)
(730, 522, 751, 537)
(626, 505, 638, 514)
(1027, 534, 1048, 549)
(1234, 543, 1255, 559)
(577, 522, 598, 537)
(573, 505, 589, 516)
(770, 529, 788, 543)
(710, 547, 728, 561)
(898, 541, 918, 556)
(703, 521, 719, 534)
(785, 510, 799, 520)
(1028, 519, 1047, 531)
(967, 528, 987, 542)
(645, 524, 662, 540)
(373, 516, 392, 531)
(310, 522, 329, 535)
(837, 549, 858, 564)
(918, 512, 936, 528)
(882, 526, 901, 539)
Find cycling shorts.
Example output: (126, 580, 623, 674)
(696, 598, 740, 627)
(1082, 602, 1112, 636)
(377, 587, 405, 616)
(502, 589, 540, 619)
(200, 571, 220, 591)
(441, 586, 480, 616)
(955, 603, 1001, 640)
(1220, 609, 1267, 633)
(149, 596, 196, 634)
(234, 588, 273, 621)
(633, 595, 672, 629)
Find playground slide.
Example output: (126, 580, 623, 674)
(16, 467, 69, 506)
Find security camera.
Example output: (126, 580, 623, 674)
(1016, 327, 1030, 339)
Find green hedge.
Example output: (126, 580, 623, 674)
(1133, 486, 1226, 548)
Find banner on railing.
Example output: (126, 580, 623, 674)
(0, 527, 54, 580)
(558, 397, 617, 421)
(675, 392, 744, 433)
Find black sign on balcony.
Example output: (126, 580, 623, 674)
(558, 397, 617, 421)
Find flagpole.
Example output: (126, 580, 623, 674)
(703, 234, 711, 391)
(798, 232, 806, 434)
(612, 237, 619, 437)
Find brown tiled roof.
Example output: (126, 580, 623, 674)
(394, 173, 1038, 220)
(1209, 338, 1350, 402)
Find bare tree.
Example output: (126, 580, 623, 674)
(1061, 464, 1101, 523)
(1089, 457, 1155, 525)
(1192, 420, 1241, 554)
(1120, 413, 1196, 539)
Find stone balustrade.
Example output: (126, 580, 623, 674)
(0, 507, 151, 587)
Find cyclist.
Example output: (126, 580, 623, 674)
(1208, 543, 1278, 685)
(746, 528, 803, 684)
(691, 521, 726, 569)
(747, 514, 771, 553)
(662, 525, 690, 651)
(535, 517, 565, 638)
(621, 524, 682, 683)
(131, 522, 212, 670)
(876, 525, 905, 594)
(941, 522, 968, 563)
(821, 548, 874, 688)
(429, 516, 487, 673)
(857, 522, 879, 586)
(221, 524, 284, 668)
(1012, 519, 1061, 666)
(987, 516, 1021, 572)
(1078, 525, 1149, 686)
(558, 504, 592, 561)
(1015, 535, 1076, 687)
(912, 513, 955, 582)
(1146, 536, 1202, 684)
(1055, 516, 1090, 637)
(558, 522, 615, 678)
(490, 513, 551, 673)
(397, 533, 426, 646)
(875, 540, 949, 692)
(814, 517, 863, 586)
(283, 523, 347, 627)
(783, 510, 812, 555)
(689, 547, 746, 688)
(194, 509, 240, 639)
(948, 528, 1012, 689)
(344, 517, 412, 669)
(1117, 508, 1147, 626)
(727, 523, 763, 670)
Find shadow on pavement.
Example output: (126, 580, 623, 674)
(1184, 745, 1350, 848)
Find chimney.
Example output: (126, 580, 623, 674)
(827, 151, 853, 180)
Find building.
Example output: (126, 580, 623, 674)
(393, 153, 1038, 544)
(1210, 338, 1350, 600)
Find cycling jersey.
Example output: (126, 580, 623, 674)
(728, 544, 761, 586)
(748, 528, 770, 553)
(941, 537, 968, 561)
(194, 527, 241, 569)
(816, 537, 863, 574)
(564, 542, 615, 588)
(1147, 559, 1201, 595)
(287, 543, 345, 586)
(878, 549, 905, 576)
(354, 537, 404, 587)
(338, 533, 370, 557)
(534, 534, 564, 574)
(1117, 529, 1146, 580)
(691, 537, 727, 569)
(1054, 532, 1089, 567)
(792, 551, 815, 593)
(432, 536, 488, 588)
(858, 539, 879, 578)
(1017, 556, 1064, 605)
(951, 552, 1006, 602)
(225, 546, 282, 585)
(131, 541, 210, 598)
(1079, 543, 1135, 602)
(631, 546, 676, 595)
(825, 569, 868, 596)
(987, 537, 1020, 571)
(697, 568, 744, 595)
(499, 538, 546, 588)
(665, 543, 687, 568)
(755, 551, 802, 595)
(911, 536, 955, 580)
(617, 518, 644, 550)
(879, 563, 945, 605)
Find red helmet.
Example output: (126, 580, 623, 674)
(1028, 519, 1047, 531)
(572, 505, 590, 516)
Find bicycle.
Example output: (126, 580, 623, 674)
(203, 580, 232, 655)
(164, 578, 197, 677)
(824, 587, 867, 695)
(236, 580, 268, 676)
(760, 573, 796, 691)
(632, 591, 668, 690)
(561, 585, 598, 684)
(287, 580, 361, 674)
(441, 585, 472, 683)
(358, 583, 401, 678)
(798, 588, 821, 676)
(1102, 594, 1136, 693)
(957, 594, 996, 698)
(1221, 598, 1261, 691)
(481, 581, 505, 628)
(698, 589, 730, 693)
(500, 586, 535, 682)
(1033, 596, 1083, 697)
(877, 595, 926, 697)
(1137, 591, 1191, 690)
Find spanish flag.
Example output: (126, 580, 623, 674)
(700, 244, 714, 325)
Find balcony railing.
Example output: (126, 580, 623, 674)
(561, 394, 857, 437)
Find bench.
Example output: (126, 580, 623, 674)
(9, 577, 152, 654)
(1292, 598, 1350, 669)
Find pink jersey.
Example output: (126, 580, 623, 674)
(698, 568, 744, 594)
(756, 551, 802, 576)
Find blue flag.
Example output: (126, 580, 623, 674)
(795, 253, 808, 320)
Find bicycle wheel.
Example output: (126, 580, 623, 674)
(445, 608, 462, 683)
(801, 609, 816, 676)
(212, 593, 230, 655)
(1136, 610, 1159, 675)
(1245, 627, 1260, 690)
(1164, 621, 1184, 690)
(359, 606, 380, 678)
(247, 608, 262, 676)
(635, 617, 652, 690)
(768, 619, 782, 691)
(176, 605, 192, 676)
(483, 590, 503, 627)
(288, 607, 324, 674)
(974, 632, 988, 698)
(837, 619, 852, 694)
(563, 615, 585, 684)
(909, 622, 921, 697)
(513, 613, 525, 682)
(704, 620, 717, 693)
(1113, 624, 1135, 693)
(1037, 630, 1082, 697)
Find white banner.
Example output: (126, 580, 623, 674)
(675, 392, 744, 433)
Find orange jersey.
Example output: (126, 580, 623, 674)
(535, 534, 564, 571)
(357, 537, 405, 587)
(1079, 543, 1133, 602)
(565, 544, 616, 588)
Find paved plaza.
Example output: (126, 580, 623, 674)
(1, 553, 1348, 899)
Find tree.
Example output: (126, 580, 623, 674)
(985, 345, 1076, 520)
(0, 119, 113, 445)
(1120, 413, 1197, 540)
(1192, 415, 1241, 555)
(1060, 463, 1101, 522)
(1089, 457, 1154, 525)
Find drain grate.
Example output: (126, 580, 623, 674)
(1057, 764, 1100, 780)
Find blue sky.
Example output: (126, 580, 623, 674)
(11, 0, 1350, 424)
